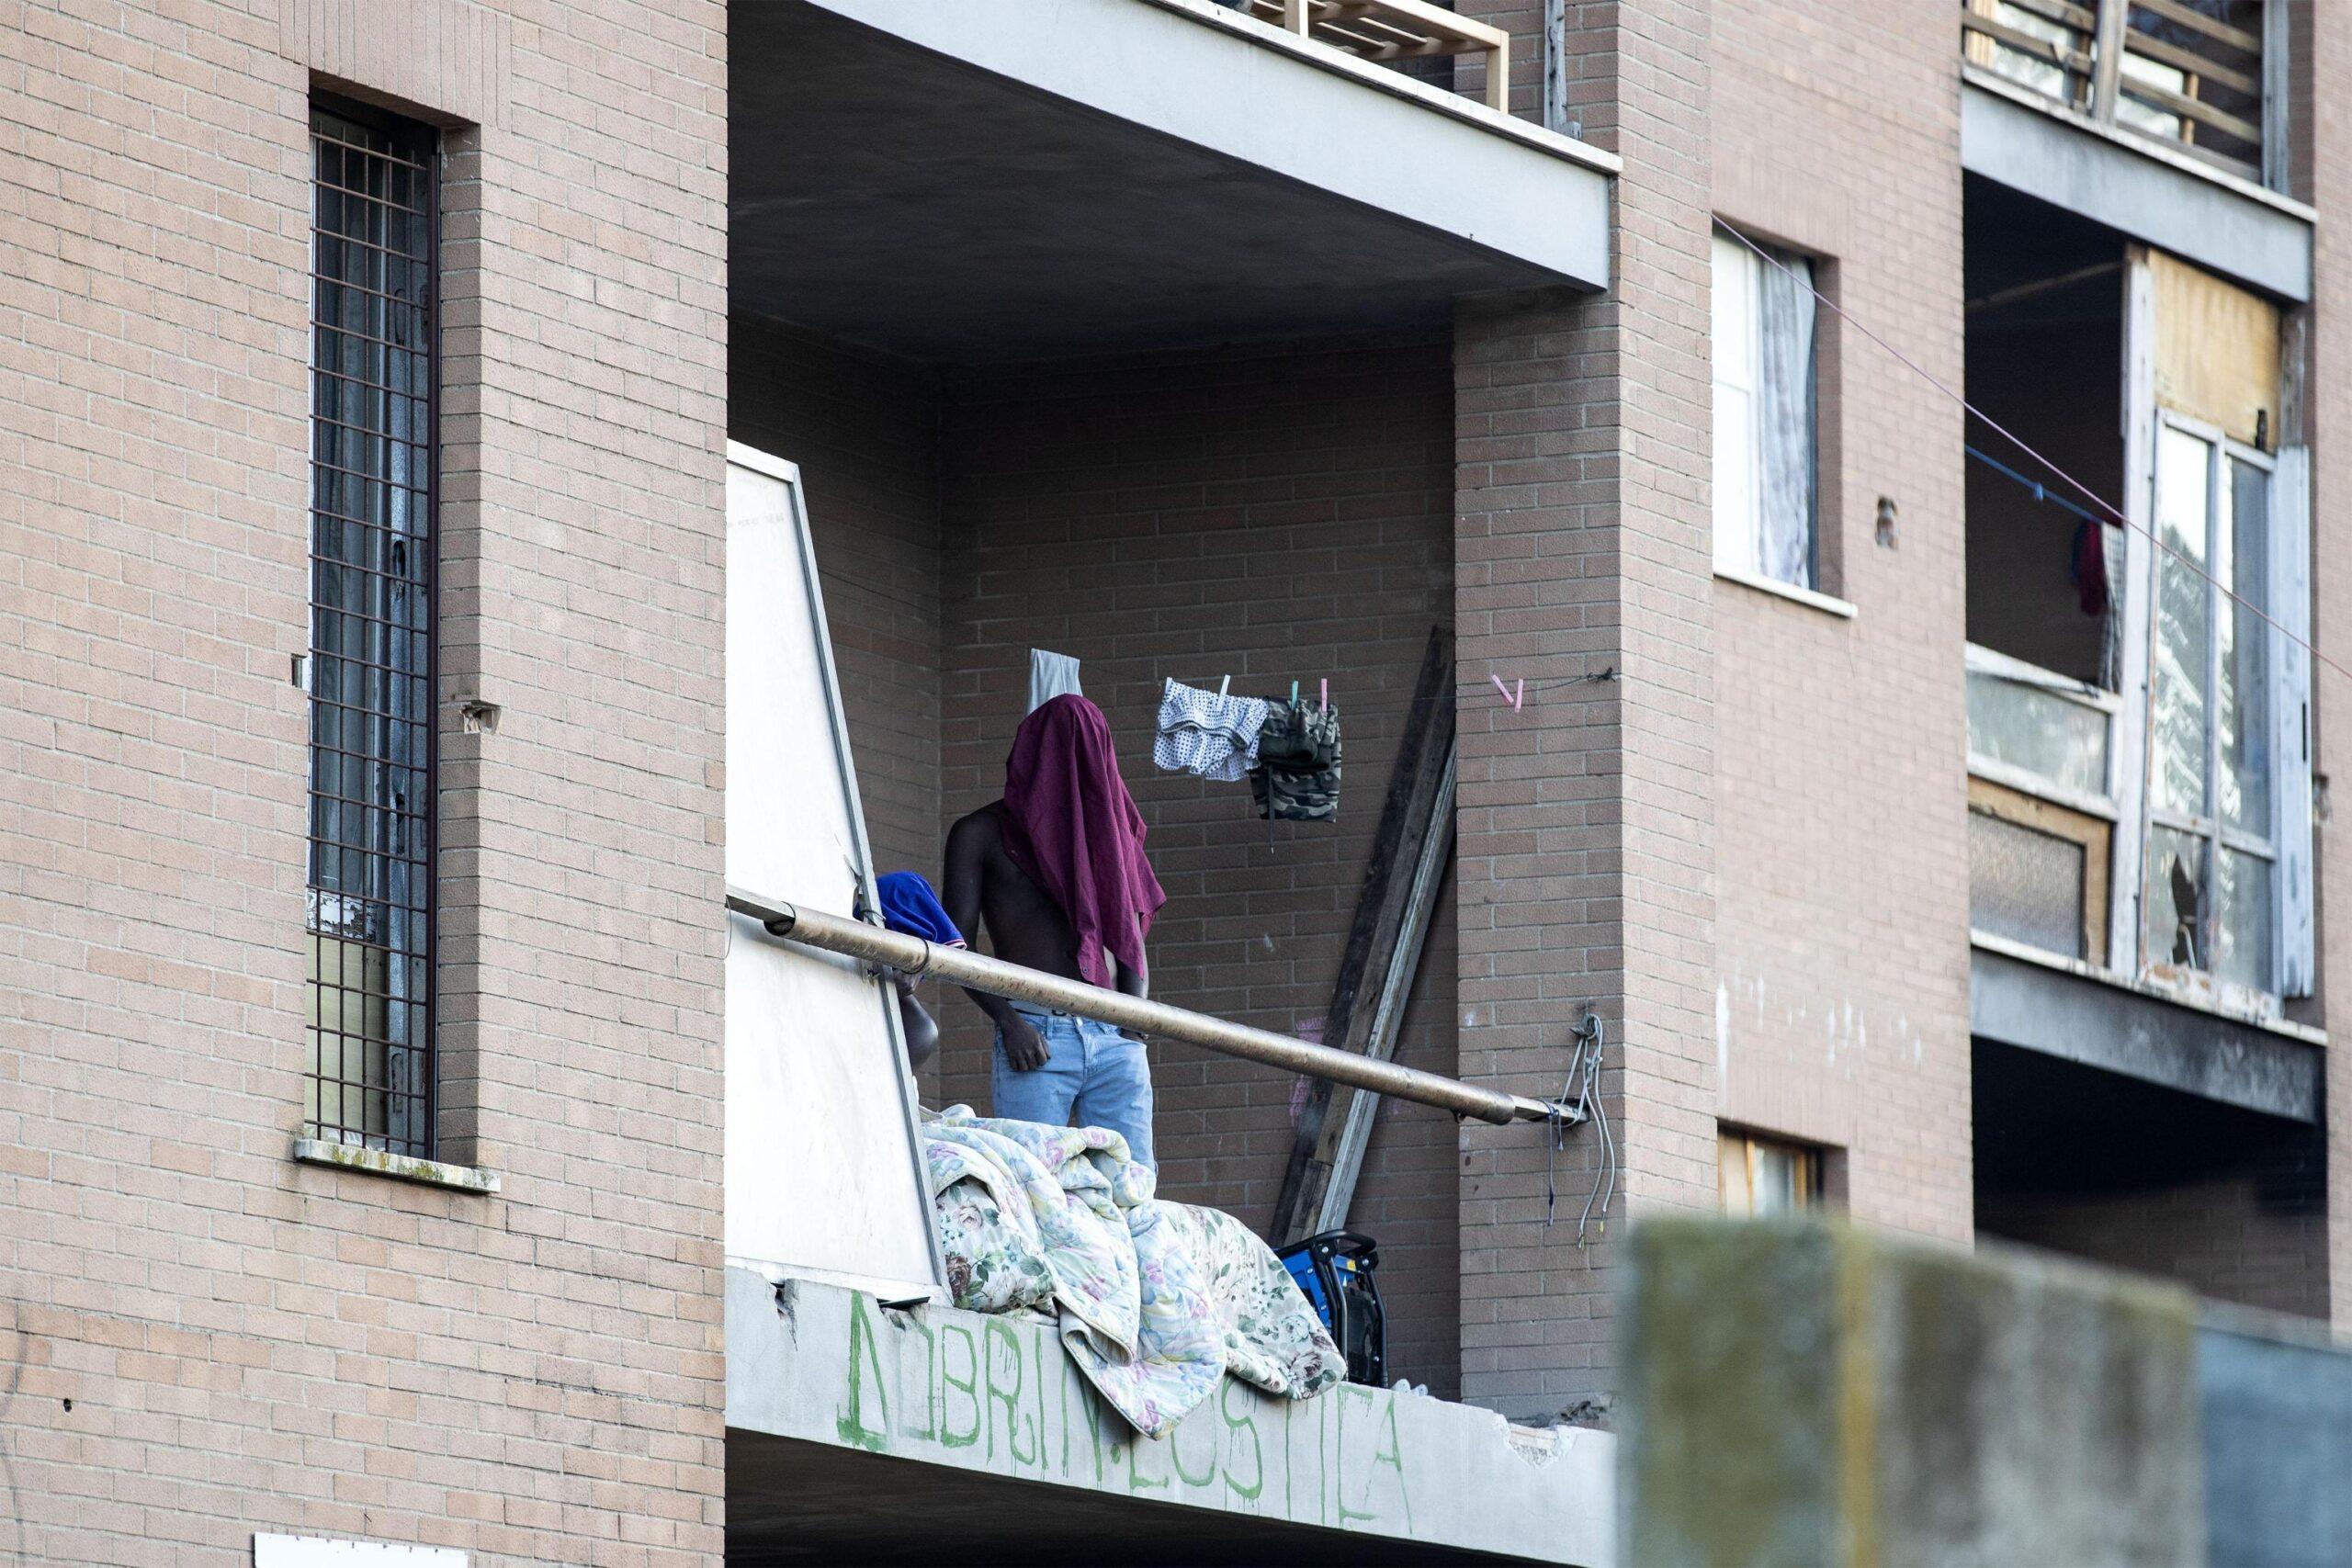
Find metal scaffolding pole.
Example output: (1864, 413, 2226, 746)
(727, 888, 1567, 1128)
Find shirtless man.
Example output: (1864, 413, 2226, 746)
(943, 694, 1164, 1168)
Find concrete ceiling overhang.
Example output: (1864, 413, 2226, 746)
(731, 0, 1616, 363)
(1961, 73, 2312, 304)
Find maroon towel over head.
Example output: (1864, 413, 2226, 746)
(1001, 694, 1166, 988)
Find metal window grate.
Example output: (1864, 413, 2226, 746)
(305, 103, 438, 1157)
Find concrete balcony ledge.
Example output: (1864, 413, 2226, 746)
(1961, 72, 2312, 302)
(723, 1267, 1613, 1565)
(1969, 933, 2323, 1122)
(733, 0, 1614, 361)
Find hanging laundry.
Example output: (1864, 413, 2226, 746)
(1153, 677, 1272, 784)
(1250, 697, 1342, 823)
(1028, 648, 1084, 714)
(2069, 518, 2110, 619)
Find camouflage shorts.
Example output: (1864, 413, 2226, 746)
(1250, 700, 1341, 823)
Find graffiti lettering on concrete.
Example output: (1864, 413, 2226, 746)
(831, 1292, 1416, 1533)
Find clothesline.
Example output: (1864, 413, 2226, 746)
(1965, 444, 2109, 529)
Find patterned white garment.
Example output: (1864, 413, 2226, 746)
(1152, 677, 1271, 783)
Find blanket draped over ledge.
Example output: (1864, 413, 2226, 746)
(922, 1106, 1345, 1437)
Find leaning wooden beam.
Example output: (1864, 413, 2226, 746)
(1306, 740, 1456, 1238)
(1270, 627, 1456, 1246)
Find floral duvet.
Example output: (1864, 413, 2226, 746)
(922, 1106, 1345, 1438)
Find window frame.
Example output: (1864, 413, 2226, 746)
(304, 95, 443, 1158)
(1718, 1128, 1826, 1218)
(2138, 409, 2280, 995)
(1710, 227, 1821, 592)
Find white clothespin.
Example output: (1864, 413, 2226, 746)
(1218, 673, 1230, 697)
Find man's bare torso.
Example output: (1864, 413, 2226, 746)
(943, 801, 1091, 981)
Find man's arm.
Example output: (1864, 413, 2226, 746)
(943, 811, 1047, 1070)
(1113, 910, 1148, 1000)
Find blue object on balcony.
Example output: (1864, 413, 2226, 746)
(1278, 1230, 1387, 1387)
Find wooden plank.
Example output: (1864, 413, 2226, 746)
(1269, 628, 1454, 1247)
(2150, 246, 2281, 448)
(2116, 73, 2264, 147)
(2260, 0, 2288, 189)
(1318, 0, 1510, 49)
(2130, 0, 2259, 55)
(1963, 12, 2093, 73)
(2090, 0, 2128, 122)
(2120, 28, 2258, 95)
(2002, 0, 2098, 32)
(1306, 745, 1455, 1237)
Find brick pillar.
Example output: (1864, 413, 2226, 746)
(2307, 0, 2352, 1330)
(1453, 0, 1716, 1416)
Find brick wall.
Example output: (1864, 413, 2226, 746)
(933, 335, 1467, 1394)
(1450, 0, 1720, 1418)
(1984, 1177, 2329, 1319)
(2310, 0, 2352, 1328)
(728, 318, 942, 899)
(1703, 0, 1973, 1241)
(0, 3, 728, 1561)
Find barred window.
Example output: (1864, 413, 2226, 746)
(305, 101, 437, 1156)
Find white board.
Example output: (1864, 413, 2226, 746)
(724, 443, 942, 1301)
(254, 1540, 464, 1567)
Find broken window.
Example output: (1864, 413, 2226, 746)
(2143, 418, 2281, 993)
(1712, 229, 1818, 591)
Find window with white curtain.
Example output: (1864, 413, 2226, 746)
(1711, 228, 1818, 590)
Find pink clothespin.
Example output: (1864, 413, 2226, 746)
(1490, 673, 1524, 711)
(1318, 678, 1329, 712)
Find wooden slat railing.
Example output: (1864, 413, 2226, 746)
(1233, 0, 1511, 110)
(1962, 0, 2276, 187)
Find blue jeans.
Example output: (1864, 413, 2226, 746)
(991, 1003, 1157, 1170)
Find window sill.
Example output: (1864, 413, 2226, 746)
(290, 1138, 502, 1195)
(1714, 566, 1857, 620)
(1967, 931, 2326, 1048)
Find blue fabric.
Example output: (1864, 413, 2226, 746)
(992, 1004, 1157, 1171)
(876, 871, 964, 947)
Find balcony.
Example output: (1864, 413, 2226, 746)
(731, 0, 1612, 361)
(716, 440, 1612, 1562)
(1956, 0, 2310, 302)
(1960, 0, 2278, 186)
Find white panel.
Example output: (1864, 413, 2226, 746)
(254, 1538, 464, 1567)
(2271, 444, 2313, 995)
(2109, 250, 2156, 973)
(724, 446, 941, 1298)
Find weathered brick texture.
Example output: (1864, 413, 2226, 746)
(1704, 0, 1973, 1242)
(2310, 0, 2352, 1328)
(1, 3, 728, 1561)
(1452, 0, 1719, 1416)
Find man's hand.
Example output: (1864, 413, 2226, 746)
(999, 1012, 1049, 1073)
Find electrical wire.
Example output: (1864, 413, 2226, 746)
(1543, 1010, 1616, 1247)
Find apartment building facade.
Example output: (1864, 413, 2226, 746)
(2, 0, 2345, 1562)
